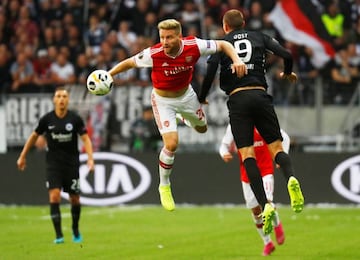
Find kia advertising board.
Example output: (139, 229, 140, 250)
(1, 151, 359, 205)
(61, 152, 152, 206)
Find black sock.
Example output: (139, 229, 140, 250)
(275, 151, 294, 181)
(243, 158, 268, 209)
(50, 203, 62, 238)
(71, 204, 81, 237)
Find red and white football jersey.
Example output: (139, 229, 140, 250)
(238, 128, 273, 183)
(134, 36, 217, 91)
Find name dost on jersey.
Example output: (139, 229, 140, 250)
(233, 32, 255, 70)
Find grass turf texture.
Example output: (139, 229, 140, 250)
(1, 206, 359, 259)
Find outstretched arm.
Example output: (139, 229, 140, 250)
(108, 57, 137, 77)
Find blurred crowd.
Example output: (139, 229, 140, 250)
(0, 0, 359, 105)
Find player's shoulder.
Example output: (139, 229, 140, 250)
(41, 110, 55, 120)
(182, 36, 197, 46)
(67, 110, 82, 119)
(150, 43, 163, 56)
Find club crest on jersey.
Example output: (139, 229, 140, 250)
(164, 120, 170, 127)
(65, 123, 73, 131)
(185, 56, 193, 63)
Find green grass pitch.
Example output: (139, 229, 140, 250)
(1, 205, 359, 259)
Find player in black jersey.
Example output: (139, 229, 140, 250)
(17, 87, 94, 244)
(199, 9, 304, 236)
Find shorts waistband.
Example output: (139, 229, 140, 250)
(229, 86, 266, 96)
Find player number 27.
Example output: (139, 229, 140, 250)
(234, 39, 252, 63)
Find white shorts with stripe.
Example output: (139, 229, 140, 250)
(242, 174, 274, 209)
(151, 86, 207, 135)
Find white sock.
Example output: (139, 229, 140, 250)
(253, 214, 271, 245)
(273, 210, 280, 227)
(159, 147, 175, 186)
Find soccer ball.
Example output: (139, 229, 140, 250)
(86, 69, 114, 96)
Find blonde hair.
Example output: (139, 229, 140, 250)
(157, 19, 182, 35)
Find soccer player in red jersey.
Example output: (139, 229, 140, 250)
(108, 19, 247, 211)
(219, 124, 290, 256)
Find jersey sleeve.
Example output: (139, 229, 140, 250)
(219, 124, 237, 157)
(34, 115, 47, 135)
(198, 53, 220, 103)
(195, 37, 217, 56)
(76, 115, 87, 136)
(133, 48, 153, 68)
(280, 129, 290, 153)
(263, 34, 293, 74)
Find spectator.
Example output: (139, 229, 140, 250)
(47, 45, 58, 62)
(116, 20, 137, 51)
(33, 48, 54, 93)
(53, 23, 67, 48)
(322, 49, 356, 105)
(84, 14, 107, 55)
(38, 25, 55, 49)
(179, 0, 201, 35)
(131, 0, 151, 35)
(203, 14, 222, 39)
(50, 52, 76, 87)
(48, 0, 66, 26)
(9, 51, 35, 93)
(246, 1, 264, 31)
(0, 44, 12, 94)
(111, 47, 136, 87)
(38, 0, 53, 28)
(75, 53, 95, 85)
(0, 11, 11, 44)
(296, 46, 319, 105)
(143, 12, 159, 43)
(66, 24, 85, 64)
(157, 0, 182, 20)
(321, 1, 349, 50)
(13, 6, 39, 48)
(129, 106, 162, 153)
(65, 0, 84, 32)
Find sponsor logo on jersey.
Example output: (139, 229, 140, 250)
(61, 152, 151, 206)
(331, 155, 360, 203)
(185, 56, 193, 63)
(164, 65, 193, 76)
(65, 123, 73, 131)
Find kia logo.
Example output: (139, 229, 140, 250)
(331, 155, 360, 203)
(61, 152, 151, 206)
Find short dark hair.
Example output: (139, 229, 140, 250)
(223, 9, 244, 30)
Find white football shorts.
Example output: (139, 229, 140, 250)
(151, 86, 207, 135)
(242, 174, 274, 209)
